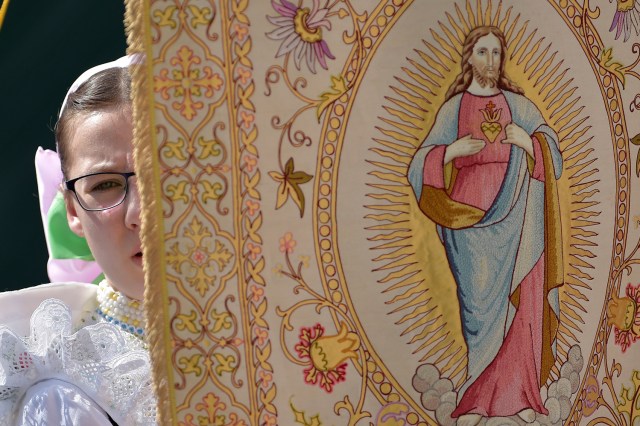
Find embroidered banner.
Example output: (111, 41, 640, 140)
(126, 1, 640, 424)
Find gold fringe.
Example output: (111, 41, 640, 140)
(0, 0, 11, 30)
(124, 0, 173, 423)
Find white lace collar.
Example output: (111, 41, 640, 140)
(0, 298, 156, 425)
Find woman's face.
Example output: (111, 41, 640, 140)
(64, 107, 144, 300)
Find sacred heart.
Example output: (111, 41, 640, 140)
(480, 101, 503, 143)
(481, 122, 502, 142)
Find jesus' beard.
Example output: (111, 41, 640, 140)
(472, 64, 499, 89)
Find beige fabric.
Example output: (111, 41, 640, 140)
(125, 1, 640, 424)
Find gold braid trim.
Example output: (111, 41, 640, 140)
(124, 0, 174, 423)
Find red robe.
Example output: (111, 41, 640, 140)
(423, 92, 548, 417)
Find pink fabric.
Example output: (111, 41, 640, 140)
(452, 93, 511, 210)
(422, 145, 446, 188)
(452, 256, 548, 417)
(35, 147, 63, 224)
(422, 93, 514, 211)
(35, 148, 101, 283)
(453, 93, 513, 168)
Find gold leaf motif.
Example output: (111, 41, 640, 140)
(153, 6, 177, 28)
(167, 180, 190, 203)
(291, 401, 322, 426)
(185, 216, 210, 246)
(176, 310, 199, 334)
(198, 136, 222, 159)
(211, 240, 233, 270)
(178, 354, 203, 376)
(210, 309, 232, 333)
(238, 83, 256, 110)
(599, 48, 626, 86)
(244, 171, 261, 199)
(201, 181, 224, 203)
(213, 353, 237, 375)
(187, 5, 211, 28)
(317, 75, 348, 119)
(164, 138, 187, 160)
(268, 158, 313, 217)
(232, 0, 249, 24)
(235, 40, 253, 67)
(334, 395, 370, 424)
(618, 370, 640, 419)
(248, 257, 266, 285)
(241, 127, 258, 155)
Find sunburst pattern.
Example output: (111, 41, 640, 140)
(366, 0, 597, 388)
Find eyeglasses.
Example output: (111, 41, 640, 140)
(65, 172, 136, 211)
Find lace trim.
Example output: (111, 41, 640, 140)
(0, 298, 156, 425)
(96, 280, 146, 338)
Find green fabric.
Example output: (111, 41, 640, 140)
(46, 192, 95, 261)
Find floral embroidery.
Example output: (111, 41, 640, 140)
(279, 232, 297, 254)
(609, 0, 640, 42)
(154, 45, 224, 120)
(608, 283, 640, 352)
(581, 375, 600, 417)
(295, 323, 359, 393)
(267, 0, 335, 73)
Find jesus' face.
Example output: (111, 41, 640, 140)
(468, 33, 502, 88)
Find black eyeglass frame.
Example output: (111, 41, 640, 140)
(64, 171, 136, 212)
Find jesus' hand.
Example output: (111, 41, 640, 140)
(501, 123, 534, 157)
(444, 134, 486, 164)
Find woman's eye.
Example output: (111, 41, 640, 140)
(91, 180, 122, 192)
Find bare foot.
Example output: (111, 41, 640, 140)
(457, 413, 482, 426)
(517, 408, 536, 423)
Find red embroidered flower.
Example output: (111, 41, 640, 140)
(295, 322, 359, 393)
(608, 283, 640, 352)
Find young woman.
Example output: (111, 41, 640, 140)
(0, 57, 156, 425)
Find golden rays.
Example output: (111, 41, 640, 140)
(366, 0, 597, 387)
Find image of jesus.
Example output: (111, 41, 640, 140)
(407, 26, 564, 424)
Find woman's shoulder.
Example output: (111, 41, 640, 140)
(0, 282, 98, 334)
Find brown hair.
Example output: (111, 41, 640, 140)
(444, 26, 523, 101)
(55, 67, 131, 178)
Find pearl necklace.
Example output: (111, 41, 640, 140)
(96, 280, 145, 338)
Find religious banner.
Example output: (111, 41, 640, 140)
(125, 0, 640, 424)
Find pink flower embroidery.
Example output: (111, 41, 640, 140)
(267, 0, 335, 73)
(279, 232, 297, 254)
(246, 242, 262, 260)
(609, 0, 640, 42)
